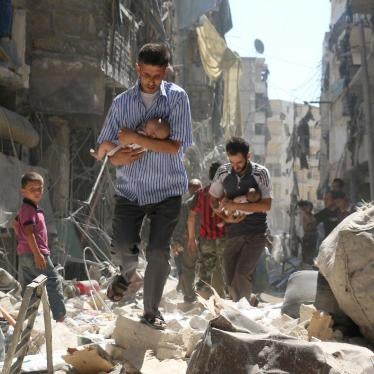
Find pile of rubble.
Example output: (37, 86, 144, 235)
(0, 206, 373, 372)
(0, 271, 372, 373)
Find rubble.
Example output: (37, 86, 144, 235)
(187, 315, 374, 374)
(316, 204, 374, 343)
(0, 259, 372, 374)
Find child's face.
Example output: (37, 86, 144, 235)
(144, 120, 169, 139)
(21, 181, 44, 204)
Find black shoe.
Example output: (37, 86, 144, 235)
(106, 274, 130, 302)
(184, 294, 197, 303)
(140, 312, 166, 330)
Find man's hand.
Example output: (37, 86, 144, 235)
(118, 129, 138, 145)
(223, 213, 246, 223)
(109, 146, 145, 166)
(187, 237, 198, 255)
(171, 243, 183, 257)
(34, 253, 47, 270)
(220, 198, 236, 211)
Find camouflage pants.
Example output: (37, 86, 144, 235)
(178, 249, 198, 300)
(196, 238, 226, 297)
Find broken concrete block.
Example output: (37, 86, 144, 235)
(167, 318, 183, 332)
(288, 324, 309, 341)
(187, 322, 374, 374)
(113, 314, 184, 366)
(106, 343, 145, 372)
(307, 311, 333, 341)
(141, 350, 188, 374)
(299, 303, 317, 323)
(269, 314, 298, 334)
(189, 316, 208, 331)
(156, 342, 184, 360)
(181, 327, 204, 357)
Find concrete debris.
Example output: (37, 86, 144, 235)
(181, 326, 204, 357)
(113, 314, 184, 361)
(299, 303, 317, 323)
(187, 320, 374, 374)
(189, 315, 209, 330)
(0, 271, 372, 373)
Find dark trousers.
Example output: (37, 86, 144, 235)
(18, 254, 66, 321)
(223, 233, 266, 303)
(111, 195, 181, 317)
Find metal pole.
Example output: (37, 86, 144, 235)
(359, 21, 374, 200)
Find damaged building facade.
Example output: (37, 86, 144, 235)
(319, 0, 374, 201)
(265, 101, 321, 234)
(0, 0, 176, 274)
(174, 0, 235, 182)
(239, 57, 270, 165)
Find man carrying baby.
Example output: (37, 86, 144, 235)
(96, 43, 192, 329)
(91, 117, 170, 160)
(209, 137, 272, 306)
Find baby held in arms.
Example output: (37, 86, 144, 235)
(219, 188, 261, 221)
(90, 117, 170, 160)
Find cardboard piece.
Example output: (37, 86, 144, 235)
(307, 311, 333, 341)
(63, 346, 114, 374)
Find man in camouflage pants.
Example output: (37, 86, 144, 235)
(187, 162, 226, 298)
(171, 179, 202, 302)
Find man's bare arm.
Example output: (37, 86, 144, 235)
(186, 210, 198, 254)
(221, 198, 272, 213)
(118, 129, 180, 154)
(108, 147, 145, 166)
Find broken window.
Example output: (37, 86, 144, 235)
(255, 123, 264, 135)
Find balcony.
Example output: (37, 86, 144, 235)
(350, 0, 374, 14)
(0, 5, 29, 90)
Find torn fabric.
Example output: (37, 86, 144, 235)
(196, 15, 242, 138)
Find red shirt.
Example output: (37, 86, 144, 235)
(16, 199, 50, 255)
(193, 185, 225, 240)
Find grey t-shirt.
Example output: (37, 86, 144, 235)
(140, 90, 159, 110)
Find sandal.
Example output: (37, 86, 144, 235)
(249, 293, 261, 307)
(106, 275, 130, 302)
(140, 312, 166, 330)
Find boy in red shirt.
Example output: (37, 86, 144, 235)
(13, 172, 65, 322)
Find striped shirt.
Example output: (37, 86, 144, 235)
(193, 185, 225, 240)
(97, 80, 193, 205)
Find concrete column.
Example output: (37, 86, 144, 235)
(42, 117, 70, 217)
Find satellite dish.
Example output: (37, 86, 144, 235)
(254, 39, 265, 54)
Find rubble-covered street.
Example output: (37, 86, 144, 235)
(1, 0, 374, 373)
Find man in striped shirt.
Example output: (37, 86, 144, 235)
(209, 137, 272, 306)
(97, 43, 193, 329)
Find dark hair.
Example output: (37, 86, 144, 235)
(209, 161, 222, 181)
(297, 200, 313, 210)
(332, 190, 346, 200)
(332, 178, 344, 188)
(226, 137, 250, 157)
(188, 178, 202, 189)
(138, 43, 170, 67)
(21, 172, 44, 188)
